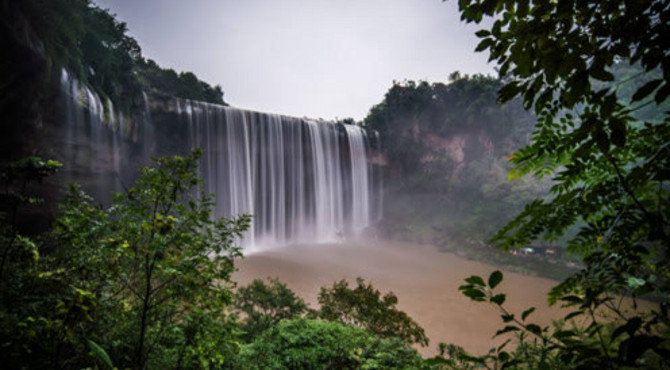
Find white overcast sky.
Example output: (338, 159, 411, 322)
(94, 0, 494, 120)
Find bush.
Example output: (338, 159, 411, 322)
(318, 277, 429, 347)
(237, 318, 423, 369)
(234, 278, 309, 342)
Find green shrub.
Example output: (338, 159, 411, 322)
(234, 278, 309, 342)
(318, 277, 429, 347)
(238, 318, 423, 369)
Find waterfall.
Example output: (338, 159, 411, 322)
(59, 70, 127, 203)
(57, 71, 383, 249)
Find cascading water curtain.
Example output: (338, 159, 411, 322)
(176, 99, 382, 249)
(59, 78, 382, 250)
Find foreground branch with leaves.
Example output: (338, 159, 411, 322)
(439, 0, 670, 367)
(439, 270, 669, 368)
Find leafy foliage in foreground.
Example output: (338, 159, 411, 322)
(460, 0, 670, 278)
(0, 150, 250, 369)
(437, 271, 669, 369)
(0, 157, 64, 364)
(448, 0, 670, 367)
(238, 318, 424, 370)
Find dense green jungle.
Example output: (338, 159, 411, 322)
(1, 0, 669, 369)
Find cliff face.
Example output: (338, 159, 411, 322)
(0, 2, 68, 234)
(364, 78, 536, 189)
(381, 120, 532, 188)
(421, 130, 497, 175)
(0, 0, 49, 160)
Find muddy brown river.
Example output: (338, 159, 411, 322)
(233, 240, 576, 356)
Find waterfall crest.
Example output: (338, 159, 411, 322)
(58, 71, 382, 249)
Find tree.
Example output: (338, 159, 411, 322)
(136, 58, 227, 105)
(0, 150, 251, 369)
(317, 278, 429, 347)
(0, 157, 68, 367)
(237, 318, 423, 369)
(233, 278, 309, 342)
(50, 149, 250, 368)
(0, 157, 62, 278)
(452, 0, 670, 366)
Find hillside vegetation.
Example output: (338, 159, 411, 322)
(1, 0, 225, 131)
(364, 74, 557, 275)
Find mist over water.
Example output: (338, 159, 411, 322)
(58, 70, 383, 250)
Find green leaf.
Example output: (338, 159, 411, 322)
(601, 93, 617, 116)
(462, 287, 487, 301)
(465, 275, 486, 287)
(611, 317, 642, 341)
(87, 339, 114, 369)
(626, 277, 645, 289)
(609, 117, 626, 147)
(564, 310, 583, 320)
(423, 357, 450, 365)
(654, 83, 670, 104)
(521, 307, 535, 321)
(525, 323, 542, 336)
(590, 67, 614, 82)
(498, 82, 521, 103)
(488, 270, 503, 289)
(631, 79, 662, 102)
(490, 293, 506, 305)
(497, 338, 511, 352)
(495, 325, 520, 337)
(568, 70, 589, 101)
(475, 38, 494, 52)
(475, 29, 491, 37)
(593, 129, 610, 152)
(517, 0, 529, 17)
(554, 330, 576, 340)
(560, 295, 583, 306)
